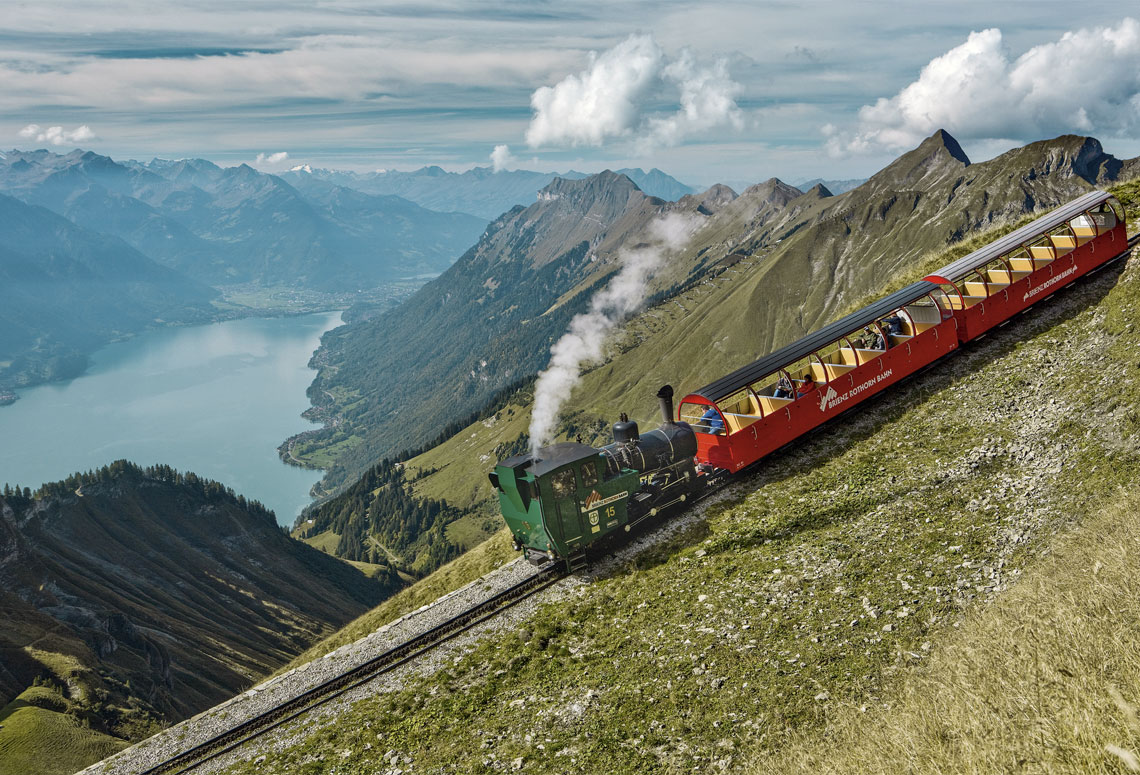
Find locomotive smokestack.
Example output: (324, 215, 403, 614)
(657, 385, 675, 425)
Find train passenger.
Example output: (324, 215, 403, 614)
(796, 373, 816, 397)
(699, 406, 724, 435)
(866, 326, 886, 350)
(881, 314, 904, 336)
(773, 373, 793, 399)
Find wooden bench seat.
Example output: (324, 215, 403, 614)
(824, 362, 857, 380)
(757, 395, 793, 414)
(723, 411, 762, 433)
(986, 269, 1032, 284)
(964, 280, 1010, 297)
(946, 295, 987, 309)
(1009, 257, 1052, 272)
(835, 347, 885, 366)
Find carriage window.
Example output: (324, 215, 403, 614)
(581, 461, 598, 488)
(552, 469, 576, 498)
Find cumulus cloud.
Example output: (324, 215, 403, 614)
(255, 151, 289, 164)
(490, 144, 514, 172)
(528, 213, 703, 453)
(18, 123, 95, 146)
(829, 18, 1140, 155)
(524, 34, 742, 151)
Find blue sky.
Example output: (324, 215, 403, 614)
(4, 1, 1140, 187)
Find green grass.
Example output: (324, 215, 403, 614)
(443, 512, 500, 552)
(752, 486, 1140, 774)
(271, 529, 516, 677)
(224, 243, 1140, 773)
(0, 687, 127, 775)
(297, 529, 340, 554)
(290, 433, 364, 469)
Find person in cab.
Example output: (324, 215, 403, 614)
(699, 406, 725, 434)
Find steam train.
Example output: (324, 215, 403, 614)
(489, 190, 1129, 567)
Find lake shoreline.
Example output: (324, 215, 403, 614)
(0, 311, 345, 526)
(0, 278, 429, 405)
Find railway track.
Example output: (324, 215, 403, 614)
(142, 562, 565, 775)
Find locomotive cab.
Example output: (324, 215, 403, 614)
(490, 443, 641, 565)
(490, 386, 701, 567)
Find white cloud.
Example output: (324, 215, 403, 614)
(643, 49, 743, 149)
(18, 123, 95, 146)
(829, 18, 1140, 155)
(490, 144, 514, 172)
(524, 34, 742, 151)
(255, 150, 289, 165)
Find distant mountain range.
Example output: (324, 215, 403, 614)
(0, 148, 489, 392)
(0, 149, 487, 291)
(281, 164, 696, 220)
(0, 193, 218, 387)
(0, 461, 397, 773)
(791, 177, 866, 194)
(295, 131, 1140, 496)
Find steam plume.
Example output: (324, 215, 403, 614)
(528, 213, 700, 454)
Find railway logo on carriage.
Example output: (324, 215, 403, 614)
(819, 386, 838, 412)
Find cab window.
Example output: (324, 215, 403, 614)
(552, 469, 576, 498)
(581, 461, 598, 488)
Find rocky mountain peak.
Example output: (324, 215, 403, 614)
(803, 182, 833, 199)
(742, 178, 803, 207)
(868, 129, 972, 191)
(536, 170, 642, 206)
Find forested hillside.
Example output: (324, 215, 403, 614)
(291, 170, 683, 491)
(0, 462, 397, 775)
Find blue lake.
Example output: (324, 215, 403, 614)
(0, 312, 342, 526)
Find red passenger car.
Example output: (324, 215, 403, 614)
(678, 190, 1127, 474)
(924, 190, 1126, 340)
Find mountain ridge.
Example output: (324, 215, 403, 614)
(282, 164, 695, 220)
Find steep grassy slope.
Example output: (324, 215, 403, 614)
(402, 163, 1136, 521)
(0, 462, 397, 774)
(0, 685, 127, 775)
(752, 488, 1140, 773)
(224, 199, 1140, 773)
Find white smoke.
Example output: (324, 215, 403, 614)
(528, 213, 701, 454)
